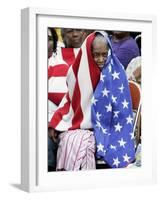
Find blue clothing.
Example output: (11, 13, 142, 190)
(91, 32, 135, 168)
(111, 37, 140, 69)
(48, 137, 59, 171)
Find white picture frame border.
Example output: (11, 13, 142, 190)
(21, 7, 157, 192)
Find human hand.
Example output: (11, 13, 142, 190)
(133, 66, 141, 81)
(48, 128, 58, 142)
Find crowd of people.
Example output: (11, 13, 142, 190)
(47, 28, 141, 171)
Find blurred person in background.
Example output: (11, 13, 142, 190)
(111, 31, 140, 70)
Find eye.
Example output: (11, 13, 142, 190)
(102, 53, 108, 58)
(65, 29, 73, 33)
(92, 53, 99, 58)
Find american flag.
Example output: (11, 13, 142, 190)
(91, 35, 135, 168)
(48, 46, 80, 106)
(49, 32, 100, 130)
(48, 47, 79, 121)
(49, 31, 135, 168)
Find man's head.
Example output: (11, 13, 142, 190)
(92, 34, 109, 70)
(112, 31, 130, 40)
(61, 28, 86, 48)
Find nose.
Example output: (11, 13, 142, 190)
(72, 30, 80, 37)
(98, 55, 105, 63)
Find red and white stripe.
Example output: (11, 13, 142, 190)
(56, 47, 80, 66)
(48, 47, 80, 106)
(56, 129, 96, 171)
(49, 33, 101, 131)
(48, 47, 79, 67)
(48, 63, 69, 106)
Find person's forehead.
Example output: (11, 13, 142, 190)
(63, 28, 84, 33)
(93, 37, 108, 47)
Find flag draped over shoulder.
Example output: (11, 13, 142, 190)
(91, 35, 135, 168)
(49, 31, 135, 168)
(49, 33, 100, 131)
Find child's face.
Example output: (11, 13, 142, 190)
(92, 38, 109, 70)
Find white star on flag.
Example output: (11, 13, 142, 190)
(96, 112, 102, 121)
(110, 58, 114, 65)
(130, 132, 135, 140)
(118, 138, 127, 148)
(110, 144, 117, 150)
(111, 71, 120, 80)
(122, 99, 129, 109)
(114, 122, 122, 132)
(126, 115, 133, 124)
(95, 120, 102, 129)
(108, 64, 112, 73)
(105, 103, 112, 112)
(123, 154, 131, 162)
(102, 87, 110, 97)
(112, 157, 120, 167)
(118, 84, 125, 93)
(91, 96, 98, 105)
(102, 127, 108, 134)
(97, 143, 104, 152)
(100, 73, 106, 82)
(112, 95, 117, 103)
(113, 111, 120, 118)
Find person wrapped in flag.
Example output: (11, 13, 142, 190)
(48, 28, 87, 171)
(49, 30, 135, 170)
(91, 32, 135, 168)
